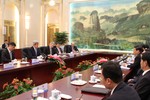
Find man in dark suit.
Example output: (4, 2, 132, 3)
(45, 42, 55, 55)
(69, 42, 79, 53)
(53, 43, 63, 55)
(29, 41, 41, 58)
(125, 45, 143, 82)
(64, 44, 71, 53)
(1, 40, 8, 49)
(101, 61, 140, 100)
(1, 42, 16, 63)
(134, 51, 150, 100)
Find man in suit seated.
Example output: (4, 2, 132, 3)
(125, 45, 143, 82)
(53, 43, 63, 55)
(134, 51, 150, 100)
(1, 42, 16, 63)
(64, 43, 71, 53)
(64, 42, 79, 53)
(70, 42, 79, 53)
(29, 40, 41, 59)
(1, 40, 8, 49)
(101, 61, 140, 100)
(45, 42, 55, 55)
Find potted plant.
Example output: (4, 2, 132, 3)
(77, 60, 93, 71)
(0, 78, 34, 100)
(55, 32, 68, 45)
(53, 66, 74, 81)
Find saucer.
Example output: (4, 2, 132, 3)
(49, 96, 61, 100)
(94, 70, 102, 74)
(71, 80, 87, 86)
(89, 80, 97, 84)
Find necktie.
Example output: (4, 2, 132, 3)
(50, 47, 52, 54)
(57, 48, 61, 54)
(35, 48, 37, 56)
(72, 46, 75, 52)
(9, 51, 12, 60)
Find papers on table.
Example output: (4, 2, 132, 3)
(20, 61, 29, 65)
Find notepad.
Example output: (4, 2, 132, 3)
(81, 87, 110, 95)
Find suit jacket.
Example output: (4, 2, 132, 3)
(134, 71, 150, 100)
(53, 47, 63, 55)
(126, 54, 141, 81)
(1, 49, 15, 63)
(29, 47, 41, 59)
(44, 46, 55, 55)
(64, 45, 71, 53)
(69, 46, 79, 53)
(64, 45, 79, 53)
(2, 43, 7, 49)
(103, 82, 140, 100)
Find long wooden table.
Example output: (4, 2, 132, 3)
(7, 66, 130, 100)
(0, 52, 121, 92)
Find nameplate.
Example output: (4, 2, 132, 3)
(31, 59, 39, 64)
(93, 64, 99, 71)
(33, 83, 48, 92)
(3, 63, 14, 69)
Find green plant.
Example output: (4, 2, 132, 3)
(77, 60, 93, 71)
(53, 66, 74, 81)
(55, 32, 68, 45)
(0, 78, 34, 100)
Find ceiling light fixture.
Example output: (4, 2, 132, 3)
(49, 0, 55, 6)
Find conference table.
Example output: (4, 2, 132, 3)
(7, 65, 130, 100)
(0, 52, 121, 92)
(0, 51, 125, 100)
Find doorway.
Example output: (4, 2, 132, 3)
(47, 24, 59, 45)
(4, 20, 16, 43)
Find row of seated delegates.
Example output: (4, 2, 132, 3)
(1, 42, 16, 63)
(44, 42, 79, 56)
(1, 40, 8, 49)
(134, 51, 150, 100)
(44, 42, 63, 55)
(101, 61, 140, 100)
(64, 42, 79, 53)
(128, 44, 150, 84)
(123, 45, 143, 82)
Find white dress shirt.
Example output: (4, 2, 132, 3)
(142, 69, 150, 76)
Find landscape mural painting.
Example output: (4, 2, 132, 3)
(70, 0, 150, 51)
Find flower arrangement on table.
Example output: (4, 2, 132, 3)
(0, 78, 34, 100)
(53, 66, 75, 81)
(47, 55, 65, 67)
(77, 60, 93, 71)
(96, 57, 108, 65)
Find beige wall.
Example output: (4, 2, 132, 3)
(0, 0, 4, 45)
(0, 0, 93, 48)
